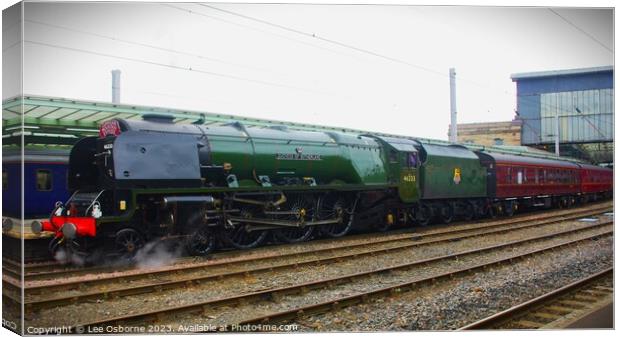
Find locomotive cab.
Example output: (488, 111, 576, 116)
(366, 136, 420, 203)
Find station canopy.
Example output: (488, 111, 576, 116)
(2, 95, 371, 146)
(2, 95, 584, 163)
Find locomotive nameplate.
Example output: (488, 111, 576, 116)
(276, 153, 322, 161)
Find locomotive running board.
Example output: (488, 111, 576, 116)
(228, 216, 342, 230)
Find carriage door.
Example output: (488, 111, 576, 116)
(398, 151, 419, 203)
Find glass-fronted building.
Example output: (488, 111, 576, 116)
(511, 66, 613, 165)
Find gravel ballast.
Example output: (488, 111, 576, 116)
(295, 235, 613, 331)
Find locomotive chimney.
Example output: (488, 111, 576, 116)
(111, 69, 121, 104)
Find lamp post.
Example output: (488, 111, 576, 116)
(554, 109, 560, 156)
(111, 69, 121, 104)
(449, 68, 457, 143)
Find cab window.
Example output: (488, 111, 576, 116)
(388, 150, 398, 163)
(405, 152, 418, 168)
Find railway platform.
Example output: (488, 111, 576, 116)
(2, 216, 54, 262)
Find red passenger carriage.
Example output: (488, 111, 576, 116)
(476, 152, 583, 213)
(578, 163, 613, 201)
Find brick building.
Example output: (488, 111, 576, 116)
(448, 120, 522, 147)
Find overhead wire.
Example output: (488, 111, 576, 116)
(25, 16, 416, 108)
(2, 40, 21, 53)
(197, 2, 565, 97)
(24, 40, 344, 98)
(162, 3, 371, 64)
(548, 8, 613, 54)
(2, 19, 21, 33)
(198, 3, 446, 77)
(178, 2, 527, 124)
(196, 3, 613, 143)
(24, 18, 289, 78)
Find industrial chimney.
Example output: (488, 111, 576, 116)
(111, 69, 121, 104)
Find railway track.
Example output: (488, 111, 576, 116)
(2, 202, 612, 281)
(2, 258, 22, 279)
(6, 207, 613, 310)
(23, 214, 612, 329)
(5, 207, 610, 312)
(459, 267, 613, 329)
(7, 203, 612, 285)
(2, 256, 61, 279)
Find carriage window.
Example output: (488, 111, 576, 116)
(2, 170, 7, 190)
(36, 170, 53, 191)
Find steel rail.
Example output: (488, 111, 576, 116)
(13, 202, 612, 280)
(2, 256, 63, 278)
(458, 267, 613, 330)
(54, 222, 612, 328)
(2, 264, 21, 279)
(17, 205, 612, 287)
(16, 213, 612, 311)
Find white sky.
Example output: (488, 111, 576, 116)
(1, 1, 614, 140)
